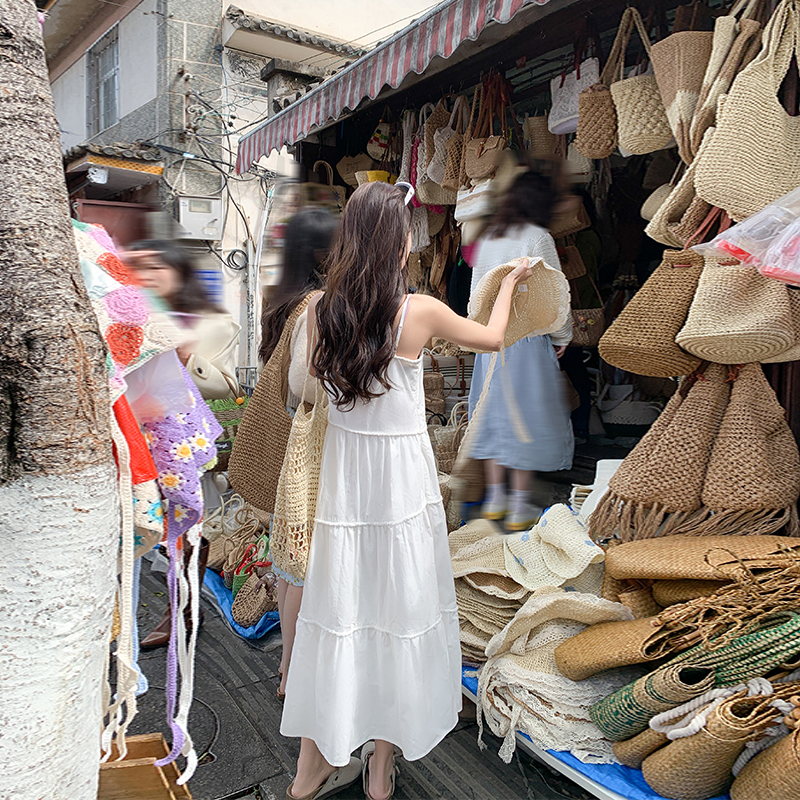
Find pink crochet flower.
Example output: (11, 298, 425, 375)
(104, 285, 149, 327)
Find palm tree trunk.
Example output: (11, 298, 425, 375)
(0, 2, 120, 798)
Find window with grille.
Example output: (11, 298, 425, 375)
(86, 26, 119, 137)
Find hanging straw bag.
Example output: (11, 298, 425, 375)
(650, 4, 714, 164)
(270, 378, 329, 583)
(523, 114, 557, 158)
(464, 81, 508, 181)
(569, 270, 605, 347)
(688, 0, 766, 159)
(694, 0, 800, 220)
(300, 161, 346, 214)
(417, 103, 456, 205)
(336, 153, 374, 188)
(574, 10, 636, 159)
(397, 110, 417, 184)
(442, 98, 470, 192)
(599, 247, 704, 377)
(430, 96, 468, 186)
(549, 27, 602, 135)
(676, 259, 796, 364)
(366, 117, 392, 161)
(610, 8, 674, 155)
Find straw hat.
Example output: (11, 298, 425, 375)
(467, 257, 570, 352)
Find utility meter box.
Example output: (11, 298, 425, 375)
(177, 196, 223, 240)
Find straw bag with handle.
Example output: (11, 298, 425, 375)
(270, 378, 329, 583)
(429, 96, 468, 186)
(463, 80, 507, 182)
(609, 7, 674, 155)
(523, 114, 556, 158)
(300, 161, 345, 213)
(336, 153, 374, 188)
(574, 10, 636, 159)
(694, 0, 800, 221)
(416, 104, 456, 205)
(548, 22, 602, 136)
(441, 98, 470, 192)
(688, 0, 765, 159)
(730, 725, 800, 800)
(569, 271, 605, 348)
(676, 257, 796, 364)
(649, 2, 714, 164)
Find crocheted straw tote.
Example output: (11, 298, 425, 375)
(598, 248, 704, 378)
(467, 258, 570, 353)
(523, 114, 556, 158)
(604, 534, 800, 582)
(650, 28, 714, 164)
(609, 7, 674, 155)
(229, 293, 317, 514)
(676, 263, 796, 364)
(270, 379, 329, 583)
(694, 0, 800, 221)
(613, 728, 669, 769)
(589, 363, 732, 544)
(643, 691, 791, 800)
(590, 664, 716, 741)
(231, 572, 277, 628)
(730, 726, 800, 800)
(699, 363, 800, 537)
(651, 578, 730, 607)
(762, 288, 800, 364)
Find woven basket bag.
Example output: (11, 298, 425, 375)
(694, 0, 800, 220)
(270, 379, 329, 583)
(417, 104, 456, 205)
(428, 96, 468, 186)
(650, 27, 714, 164)
(589, 364, 732, 543)
(464, 81, 507, 181)
(230, 571, 277, 628)
(688, 0, 763, 161)
(609, 8, 674, 155)
(676, 260, 796, 363)
(613, 728, 669, 769)
(573, 9, 636, 159)
(229, 294, 317, 513)
(523, 114, 556, 158)
(598, 248, 705, 377)
(651, 578, 730, 606)
(643, 690, 793, 800)
(731, 726, 800, 800)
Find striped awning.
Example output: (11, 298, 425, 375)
(236, 0, 549, 172)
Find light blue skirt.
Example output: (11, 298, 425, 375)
(467, 335, 574, 472)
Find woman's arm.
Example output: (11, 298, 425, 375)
(397, 260, 533, 357)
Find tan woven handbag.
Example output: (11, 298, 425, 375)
(731, 726, 800, 800)
(270, 378, 329, 583)
(550, 194, 591, 239)
(650, 13, 714, 164)
(464, 81, 507, 181)
(417, 104, 456, 205)
(676, 259, 796, 364)
(688, 0, 766, 159)
(694, 0, 800, 220)
(441, 99, 470, 192)
(599, 246, 706, 378)
(523, 114, 556, 158)
(609, 8, 674, 155)
(573, 9, 636, 159)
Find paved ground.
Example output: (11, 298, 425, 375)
(131, 565, 595, 800)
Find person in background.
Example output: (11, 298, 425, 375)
(282, 181, 532, 800)
(259, 208, 339, 702)
(467, 170, 574, 531)
(123, 239, 241, 649)
(125, 239, 241, 401)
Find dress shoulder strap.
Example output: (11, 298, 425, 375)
(394, 295, 412, 349)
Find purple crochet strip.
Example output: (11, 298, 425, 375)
(144, 365, 221, 767)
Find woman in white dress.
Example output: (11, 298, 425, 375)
(281, 181, 534, 800)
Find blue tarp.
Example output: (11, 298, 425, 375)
(204, 568, 280, 639)
(461, 668, 729, 800)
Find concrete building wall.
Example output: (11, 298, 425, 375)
(52, 57, 86, 149)
(118, 0, 158, 118)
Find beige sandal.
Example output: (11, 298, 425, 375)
(285, 756, 361, 800)
(360, 742, 400, 800)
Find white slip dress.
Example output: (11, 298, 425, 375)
(280, 297, 462, 766)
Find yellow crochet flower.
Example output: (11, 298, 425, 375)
(159, 471, 185, 490)
(191, 433, 210, 451)
(171, 441, 194, 462)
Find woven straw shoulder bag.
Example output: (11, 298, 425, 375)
(694, 0, 800, 220)
(270, 378, 329, 583)
(429, 96, 468, 186)
(609, 8, 674, 155)
(416, 103, 456, 205)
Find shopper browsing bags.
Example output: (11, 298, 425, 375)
(281, 181, 535, 800)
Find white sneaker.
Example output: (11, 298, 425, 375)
(482, 499, 507, 521)
(505, 503, 543, 531)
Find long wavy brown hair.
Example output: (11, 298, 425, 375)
(312, 181, 412, 410)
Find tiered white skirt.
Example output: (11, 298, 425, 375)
(280, 423, 461, 766)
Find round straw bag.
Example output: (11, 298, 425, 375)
(231, 571, 277, 627)
(730, 726, 800, 800)
(610, 8, 675, 155)
(677, 261, 796, 363)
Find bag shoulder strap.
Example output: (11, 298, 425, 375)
(602, 8, 637, 85)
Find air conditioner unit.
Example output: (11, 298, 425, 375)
(177, 196, 223, 240)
